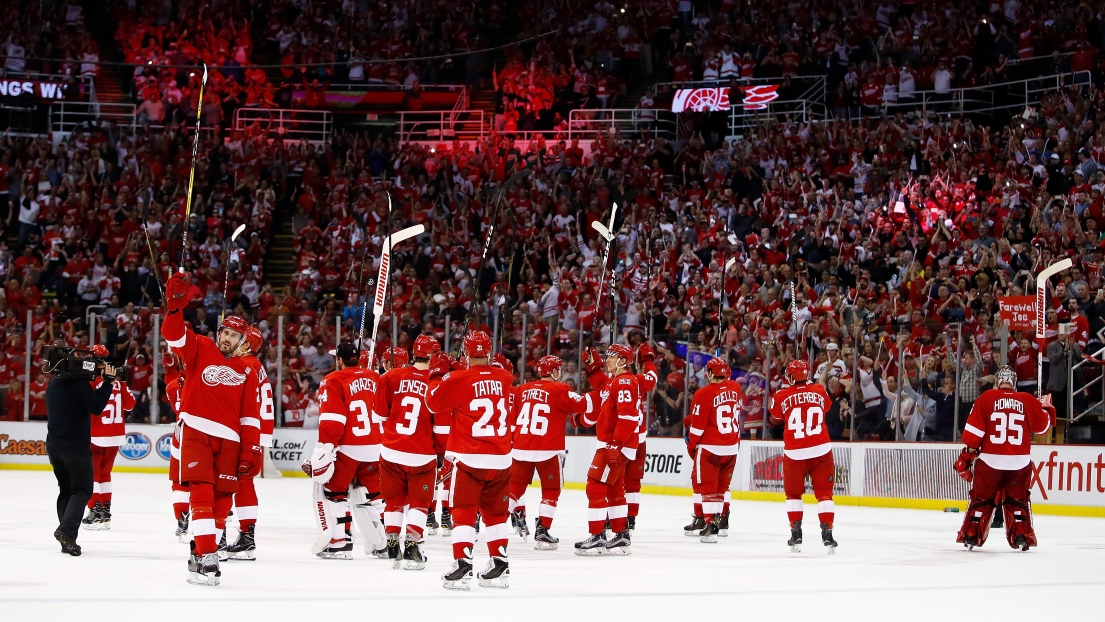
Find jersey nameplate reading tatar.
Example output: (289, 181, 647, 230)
(474, 379, 504, 397)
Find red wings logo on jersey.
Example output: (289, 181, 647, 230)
(201, 365, 248, 387)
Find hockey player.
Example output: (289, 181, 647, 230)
(509, 355, 593, 550)
(165, 351, 190, 540)
(163, 271, 263, 586)
(768, 360, 837, 553)
(425, 331, 515, 590)
(954, 365, 1053, 550)
(82, 344, 135, 530)
(305, 342, 384, 559)
(685, 357, 742, 543)
(622, 344, 658, 531)
(572, 344, 656, 555)
(225, 327, 275, 560)
(376, 334, 443, 569)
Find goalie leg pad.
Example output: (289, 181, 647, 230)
(350, 485, 386, 554)
(312, 484, 349, 556)
(1003, 496, 1037, 550)
(957, 498, 995, 547)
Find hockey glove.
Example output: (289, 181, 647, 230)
(637, 343, 656, 363)
(604, 445, 625, 465)
(953, 447, 979, 483)
(303, 442, 336, 483)
(583, 347, 605, 376)
(568, 412, 584, 428)
(165, 271, 192, 313)
(238, 445, 263, 477)
(429, 351, 451, 380)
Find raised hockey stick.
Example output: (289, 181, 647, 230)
(365, 217, 424, 365)
(220, 224, 247, 322)
(179, 63, 208, 272)
(591, 203, 618, 345)
(1035, 258, 1072, 397)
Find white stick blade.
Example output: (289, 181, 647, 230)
(389, 224, 425, 245)
(231, 224, 246, 242)
(592, 221, 614, 242)
(725, 258, 737, 270)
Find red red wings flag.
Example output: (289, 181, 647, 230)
(671, 85, 780, 112)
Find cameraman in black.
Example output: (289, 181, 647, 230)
(45, 350, 117, 556)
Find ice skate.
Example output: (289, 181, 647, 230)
(699, 520, 720, 544)
(217, 530, 229, 561)
(54, 528, 81, 556)
(511, 508, 530, 541)
(440, 507, 453, 537)
(442, 558, 473, 590)
(186, 541, 220, 586)
(100, 502, 112, 530)
(1014, 535, 1028, 551)
(225, 524, 256, 560)
(82, 503, 102, 530)
(626, 516, 636, 533)
(820, 523, 837, 554)
(788, 521, 803, 553)
(369, 545, 390, 559)
(962, 535, 979, 550)
(403, 537, 428, 570)
(175, 512, 190, 542)
(477, 557, 510, 588)
(317, 540, 354, 560)
(574, 532, 608, 556)
(684, 515, 705, 536)
(534, 524, 559, 550)
(426, 512, 440, 536)
(605, 529, 632, 555)
(386, 533, 402, 569)
(718, 510, 730, 537)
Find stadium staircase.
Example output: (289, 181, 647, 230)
(84, 5, 131, 105)
(263, 202, 298, 287)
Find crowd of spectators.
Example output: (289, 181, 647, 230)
(1, 1, 99, 81)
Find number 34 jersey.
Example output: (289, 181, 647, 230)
(769, 382, 832, 460)
(426, 364, 516, 470)
(510, 379, 594, 462)
(374, 366, 443, 467)
(317, 366, 383, 462)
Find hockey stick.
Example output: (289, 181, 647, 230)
(179, 63, 208, 273)
(591, 202, 619, 345)
(220, 224, 247, 322)
(715, 232, 738, 356)
(1035, 258, 1072, 397)
(366, 217, 425, 366)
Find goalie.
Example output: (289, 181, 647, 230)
(953, 365, 1054, 551)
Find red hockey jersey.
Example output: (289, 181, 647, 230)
(376, 366, 441, 467)
(769, 382, 832, 460)
(963, 388, 1052, 470)
(163, 312, 261, 446)
(687, 380, 743, 456)
(246, 356, 275, 447)
(510, 379, 592, 461)
(582, 369, 644, 460)
(426, 364, 515, 469)
(89, 379, 135, 447)
(317, 366, 383, 462)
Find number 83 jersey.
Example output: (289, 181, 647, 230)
(768, 382, 832, 460)
(317, 366, 383, 462)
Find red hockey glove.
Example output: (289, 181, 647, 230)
(604, 445, 624, 465)
(583, 347, 604, 376)
(165, 271, 192, 313)
(637, 343, 656, 363)
(429, 351, 451, 380)
(238, 445, 263, 477)
(953, 447, 978, 483)
(568, 412, 584, 428)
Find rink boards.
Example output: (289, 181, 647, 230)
(2, 421, 1103, 515)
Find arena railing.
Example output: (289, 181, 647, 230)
(396, 109, 485, 143)
(232, 108, 333, 143)
(50, 100, 137, 136)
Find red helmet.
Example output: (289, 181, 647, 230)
(219, 315, 250, 336)
(786, 359, 810, 384)
(358, 350, 371, 369)
(384, 347, 410, 368)
(90, 344, 109, 357)
(492, 352, 513, 375)
(412, 334, 441, 359)
(535, 355, 563, 378)
(706, 357, 731, 380)
(245, 327, 263, 354)
(606, 343, 633, 361)
(464, 330, 492, 358)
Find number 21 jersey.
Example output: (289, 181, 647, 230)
(426, 364, 516, 469)
(769, 382, 832, 460)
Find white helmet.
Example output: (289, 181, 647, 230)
(996, 365, 1017, 389)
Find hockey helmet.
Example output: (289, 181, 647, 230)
(536, 355, 563, 378)
(785, 359, 810, 384)
(706, 357, 731, 380)
(463, 330, 493, 358)
(412, 334, 441, 359)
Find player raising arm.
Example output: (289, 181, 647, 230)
(768, 360, 838, 554)
(686, 357, 742, 543)
(954, 366, 1053, 550)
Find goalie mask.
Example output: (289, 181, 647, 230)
(996, 365, 1017, 389)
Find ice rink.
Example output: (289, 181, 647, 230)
(2, 470, 1103, 620)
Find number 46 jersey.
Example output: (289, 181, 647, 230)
(511, 379, 594, 462)
(317, 366, 383, 462)
(769, 382, 832, 460)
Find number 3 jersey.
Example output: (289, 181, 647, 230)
(375, 365, 442, 467)
(769, 382, 832, 460)
(317, 366, 383, 462)
(426, 364, 516, 469)
(511, 379, 594, 462)
(963, 388, 1052, 470)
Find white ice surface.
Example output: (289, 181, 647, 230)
(2, 470, 1104, 621)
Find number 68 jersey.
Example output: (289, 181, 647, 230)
(768, 382, 832, 460)
(317, 366, 383, 462)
